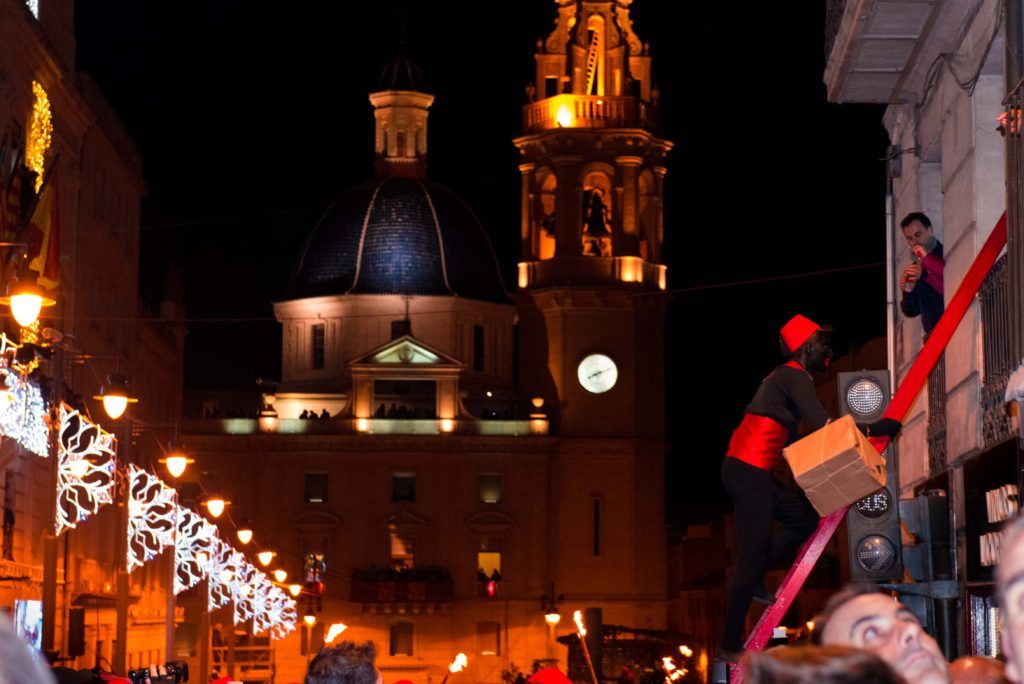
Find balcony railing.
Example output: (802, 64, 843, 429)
(927, 353, 947, 475)
(981, 254, 1015, 447)
(349, 566, 454, 603)
(522, 94, 661, 133)
(1004, 78, 1024, 374)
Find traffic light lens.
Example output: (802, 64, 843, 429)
(846, 378, 885, 417)
(856, 535, 897, 573)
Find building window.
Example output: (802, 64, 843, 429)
(593, 498, 601, 556)
(392, 473, 415, 502)
(476, 621, 501, 656)
(396, 131, 407, 157)
(312, 324, 325, 370)
(389, 526, 415, 570)
(304, 473, 328, 503)
(389, 622, 413, 656)
(473, 324, 485, 372)
(304, 552, 326, 584)
(477, 551, 501, 597)
(479, 473, 502, 504)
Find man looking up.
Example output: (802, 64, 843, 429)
(899, 212, 945, 335)
(815, 582, 951, 684)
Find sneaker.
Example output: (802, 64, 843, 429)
(752, 583, 776, 606)
(715, 646, 744, 663)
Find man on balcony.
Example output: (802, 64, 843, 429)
(900, 212, 945, 335)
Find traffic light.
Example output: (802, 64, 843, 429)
(838, 370, 904, 582)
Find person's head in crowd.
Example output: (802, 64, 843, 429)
(0, 616, 56, 684)
(305, 640, 381, 684)
(949, 656, 1010, 684)
(742, 644, 906, 684)
(997, 515, 1024, 683)
(814, 583, 950, 684)
(901, 212, 936, 251)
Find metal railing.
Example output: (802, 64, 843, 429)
(927, 353, 947, 475)
(522, 94, 660, 133)
(981, 254, 1015, 447)
(1004, 78, 1024, 376)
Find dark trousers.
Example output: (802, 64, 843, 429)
(719, 456, 818, 651)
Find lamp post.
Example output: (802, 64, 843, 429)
(304, 604, 317, 666)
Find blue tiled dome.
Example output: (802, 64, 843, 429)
(287, 178, 509, 303)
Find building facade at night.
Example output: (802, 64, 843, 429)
(183, 2, 674, 681)
(826, 0, 1024, 657)
(0, 0, 185, 674)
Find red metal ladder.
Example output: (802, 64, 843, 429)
(729, 212, 1008, 682)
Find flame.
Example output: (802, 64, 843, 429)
(661, 658, 685, 682)
(449, 653, 468, 673)
(662, 658, 675, 672)
(325, 623, 348, 643)
(573, 610, 586, 637)
(679, 645, 693, 658)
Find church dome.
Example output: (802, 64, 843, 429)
(287, 177, 509, 303)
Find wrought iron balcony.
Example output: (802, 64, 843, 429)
(980, 254, 1015, 447)
(349, 566, 454, 603)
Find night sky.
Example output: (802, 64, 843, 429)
(73, 2, 889, 525)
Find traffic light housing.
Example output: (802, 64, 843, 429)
(838, 370, 904, 582)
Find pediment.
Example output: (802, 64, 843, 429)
(292, 510, 342, 533)
(381, 509, 431, 527)
(466, 511, 515, 527)
(351, 335, 462, 368)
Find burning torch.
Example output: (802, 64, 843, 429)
(573, 611, 600, 684)
(441, 653, 468, 684)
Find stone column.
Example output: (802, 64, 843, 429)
(552, 155, 583, 257)
(616, 156, 643, 256)
(519, 163, 535, 260)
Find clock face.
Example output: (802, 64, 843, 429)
(577, 354, 618, 394)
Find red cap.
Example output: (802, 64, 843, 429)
(780, 315, 820, 353)
(528, 668, 573, 684)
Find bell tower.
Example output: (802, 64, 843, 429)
(514, 0, 672, 439)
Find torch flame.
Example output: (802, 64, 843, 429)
(325, 623, 348, 643)
(573, 610, 586, 637)
(662, 658, 675, 672)
(449, 653, 468, 673)
(679, 645, 693, 658)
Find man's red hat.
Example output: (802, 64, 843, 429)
(780, 314, 821, 353)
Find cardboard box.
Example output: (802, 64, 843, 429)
(783, 415, 887, 516)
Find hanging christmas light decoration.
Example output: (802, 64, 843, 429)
(252, 578, 272, 635)
(174, 505, 216, 595)
(208, 537, 245, 611)
(27, 81, 52, 192)
(233, 560, 259, 624)
(55, 404, 116, 536)
(126, 466, 177, 573)
(0, 372, 49, 457)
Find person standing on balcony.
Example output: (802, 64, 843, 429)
(717, 315, 902, 663)
(900, 212, 945, 335)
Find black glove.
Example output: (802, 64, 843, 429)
(867, 417, 902, 439)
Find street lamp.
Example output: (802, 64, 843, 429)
(236, 520, 254, 545)
(93, 373, 138, 420)
(1, 268, 55, 327)
(273, 568, 288, 583)
(158, 440, 194, 478)
(203, 494, 230, 518)
(257, 549, 276, 567)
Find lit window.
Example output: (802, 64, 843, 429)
(477, 551, 501, 597)
(476, 621, 501, 656)
(312, 324, 325, 370)
(304, 553, 326, 584)
(389, 527, 415, 570)
(479, 474, 502, 504)
(389, 622, 413, 656)
(392, 474, 415, 502)
(304, 473, 328, 503)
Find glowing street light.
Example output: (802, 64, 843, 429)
(257, 549, 276, 567)
(159, 441, 193, 478)
(289, 583, 302, 597)
(237, 525, 253, 545)
(273, 569, 288, 583)
(2, 268, 55, 327)
(203, 494, 230, 518)
(94, 373, 138, 420)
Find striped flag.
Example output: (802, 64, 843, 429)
(22, 163, 59, 290)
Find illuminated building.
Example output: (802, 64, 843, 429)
(184, 2, 672, 681)
(0, 0, 185, 673)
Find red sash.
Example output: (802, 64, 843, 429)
(726, 413, 791, 471)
